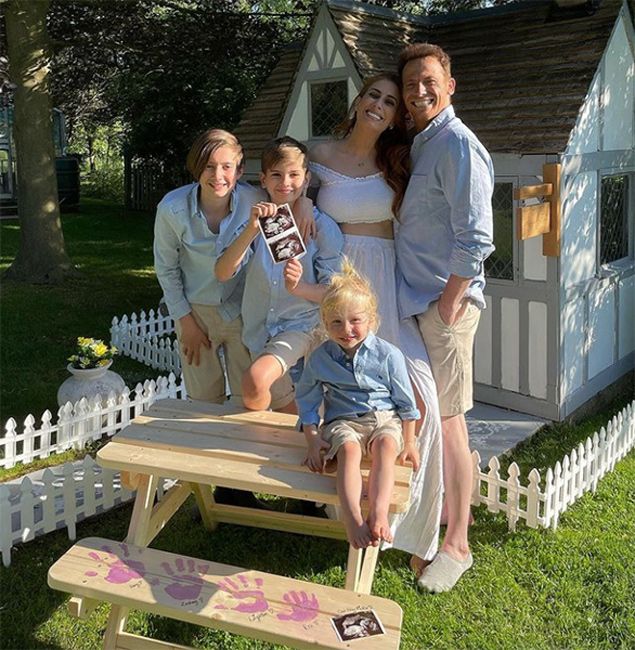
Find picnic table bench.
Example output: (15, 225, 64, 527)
(49, 537, 403, 649)
(48, 398, 413, 649)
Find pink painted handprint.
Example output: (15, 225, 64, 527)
(215, 574, 269, 614)
(160, 558, 210, 601)
(85, 543, 149, 585)
(277, 590, 319, 623)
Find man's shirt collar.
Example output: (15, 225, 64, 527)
(412, 105, 456, 154)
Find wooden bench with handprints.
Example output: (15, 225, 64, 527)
(49, 537, 403, 650)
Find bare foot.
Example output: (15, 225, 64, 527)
(367, 510, 393, 545)
(409, 554, 432, 578)
(344, 518, 373, 549)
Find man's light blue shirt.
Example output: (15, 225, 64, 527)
(296, 332, 420, 427)
(396, 105, 495, 318)
(153, 182, 265, 321)
(230, 207, 343, 355)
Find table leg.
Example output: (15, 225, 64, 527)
(345, 546, 363, 591)
(189, 482, 217, 531)
(356, 544, 380, 594)
(103, 473, 159, 648)
(344, 544, 380, 594)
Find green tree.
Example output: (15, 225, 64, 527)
(3, 0, 75, 283)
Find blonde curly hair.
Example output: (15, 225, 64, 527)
(320, 258, 379, 332)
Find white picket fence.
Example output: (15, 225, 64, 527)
(470, 401, 635, 531)
(0, 457, 175, 568)
(1, 373, 186, 469)
(110, 309, 181, 373)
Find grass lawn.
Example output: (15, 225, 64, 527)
(1, 445, 633, 650)
(2, 198, 634, 648)
(1, 199, 164, 426)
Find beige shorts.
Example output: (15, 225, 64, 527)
(416, 299, 481, 417)
(321, 410, 404, 461)
(253, 330, 313, 409)
(175, 304, 251, 405)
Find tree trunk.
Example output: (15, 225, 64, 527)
(4, 0, 77, 283)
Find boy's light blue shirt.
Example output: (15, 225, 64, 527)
(153, 182, 265, 321)
(296, 332, 421, 427)
(227, 207, 343, 355)
(396, 105, 495, 318)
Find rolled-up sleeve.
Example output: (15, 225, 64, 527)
(444, 139, 495, 279)
(153, 201, 191, 320)
(387, 350, 420, 421)
(296, 356, 324, 427)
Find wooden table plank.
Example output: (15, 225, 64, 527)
(97, 442, 411, 512)
(111, 424, 412, 489)
(146, 399, 299, 430)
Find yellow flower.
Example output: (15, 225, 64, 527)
(77, 337, 92, 346)
(92, 343, 108, 357)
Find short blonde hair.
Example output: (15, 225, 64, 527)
(321, 259, 379, 332)
(261, 136, 309, 173)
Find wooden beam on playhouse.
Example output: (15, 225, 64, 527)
(514, 163, 561, 256)
(542, 163, 561, 257)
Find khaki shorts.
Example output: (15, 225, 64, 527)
(175, 303, 251, 405)
(416, 299, 481, 417)
(253, 330, 313, 409)
(321, 410, 404, 461)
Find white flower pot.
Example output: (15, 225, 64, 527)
(57, 360, 126, 407)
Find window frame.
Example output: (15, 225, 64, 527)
(485, 176, 519, 286)
(308, 77, 349, 141)
(597, 169, 635, 277)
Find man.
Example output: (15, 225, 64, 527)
(395, 43, 494, 592)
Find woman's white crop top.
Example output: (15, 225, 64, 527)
(309, 161, 395, 224)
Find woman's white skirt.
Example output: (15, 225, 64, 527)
(343, 234, 443, 560)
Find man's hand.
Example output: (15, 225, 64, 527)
(283, 258, 303, 294)
(293, 196, 316, 242)
(178, 314, 211, 366)
(437, 273, 471, 326)
(398, 441, 420, 471)
(437, 296, 468, 327)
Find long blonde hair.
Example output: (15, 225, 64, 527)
(321, 259, 379, 332)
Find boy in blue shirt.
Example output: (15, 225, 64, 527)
(154, 129, 263, 404)
(296, 262, 421, 549)
(215, 136, 343, 413)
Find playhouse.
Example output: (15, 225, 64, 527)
(235, 0, 635, 420)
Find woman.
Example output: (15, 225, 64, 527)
(309, 73, 443, 574)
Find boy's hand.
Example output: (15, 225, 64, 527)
(178, 314, 211, 366)
(283, 258, 303, 294)
(303, 437, 331, 473)
(250, 201, 277, 231)
(398, 441, 420, 472)
(293, 195, 316, 242)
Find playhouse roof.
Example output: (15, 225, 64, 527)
(235, 0, 632, 157)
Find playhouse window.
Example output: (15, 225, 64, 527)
(310, 80, 348, 137)
(600, 174, 630, 265)
(486, 181, 514, 281)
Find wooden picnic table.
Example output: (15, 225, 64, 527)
(97, 398, 413, 594)
(51, 398, 412, 649)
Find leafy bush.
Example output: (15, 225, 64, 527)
(81, 166, 124, 203)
